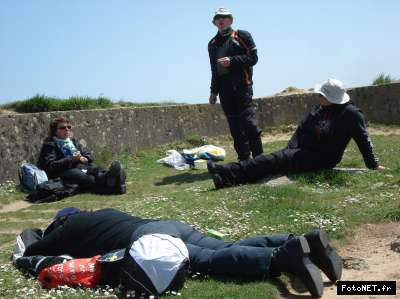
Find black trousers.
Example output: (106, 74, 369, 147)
(219, 81, 263, 161)
(61, 164, 107, 193)
(218, 148, 337, 185)
(132, 220, 290, 279)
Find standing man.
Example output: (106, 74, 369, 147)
(208, 7, 263, 161)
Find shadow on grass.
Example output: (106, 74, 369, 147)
(270, 277, 334, 298)
(191, 275, 333, 298)
(155, 167, 363, 188)
(191, 274, 267, 285)
(155, 172, 211, 186)
(291, 168, 358, 186)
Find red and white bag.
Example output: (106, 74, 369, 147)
(38, 255, 102, 289)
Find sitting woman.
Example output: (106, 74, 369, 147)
(38, 117, 126, 194)
(207, 79, 385, 189)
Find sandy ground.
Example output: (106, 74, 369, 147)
(0, 108, 16, 115)
(278, 223, 400, 299)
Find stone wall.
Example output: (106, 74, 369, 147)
(0, 83, 399, 183)
(256, 83, 400, 127)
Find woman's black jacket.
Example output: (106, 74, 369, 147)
(38, 137, 94, 178)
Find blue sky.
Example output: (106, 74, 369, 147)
(1, 0, 399, 104)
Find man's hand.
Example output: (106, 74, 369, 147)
(217, 57, 231, 67)
(79, 156, 89, 164)
(209, 93, 218, 105)
(72, 152, 82, 162)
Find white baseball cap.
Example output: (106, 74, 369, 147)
(213, 7, 233, 24)
(314, 78, 350, 104)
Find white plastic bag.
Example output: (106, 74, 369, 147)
(182, 145, 226, 161)
(157, 150, 189, 170)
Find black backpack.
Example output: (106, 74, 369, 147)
(12, 228, 73, 277)
(26, 178, 80, 203)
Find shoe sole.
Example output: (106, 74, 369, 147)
(117, 184, 126, 194)
(212, 173, 224, 189)
(298, 236, 324, 297)
(207, 161, 216, 174)
(312, 230, 342, 282)
(107, 161, 121, 187)
(115, 165, 127, 194)
(107, 161, 128, 194)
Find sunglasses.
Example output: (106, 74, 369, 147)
(57, 125, 72, 130)
(215, 15, 231, 20)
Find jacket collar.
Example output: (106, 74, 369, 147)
(218, 27, 233, 37)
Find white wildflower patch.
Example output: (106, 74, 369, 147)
(252, 223, 287, 235)
(183, 186, 208, 193)
(204, 205, 252, 238)
(300, 181, 343, 194)
(141, 195, 170, 204)
(288, 211, 345, 232)
(227, 188, 263, 203)
(117, 194, 173, 218)
(0, 180, 18, 195)
(343, 194, 365, 206)
(344, 197, 360, 204)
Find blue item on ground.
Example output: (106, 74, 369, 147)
(19, 162, 49, 191)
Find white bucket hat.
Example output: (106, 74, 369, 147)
(314, 78, 350, 104)
(212, 7, 233, 24)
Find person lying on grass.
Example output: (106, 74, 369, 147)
(23, 207, 342, 297)
(38, 117, 126, 194)
(207, 78, 386, 189)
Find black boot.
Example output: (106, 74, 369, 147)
(93, 170, 111, 194)
(106, 161, 127, 194)
(304, 229, 342, 282)
(249, 136, 263, 158)
(116, 168, 127, 195)
(207, 160, 223, 174)
(207, 161, 233, 189)
(272, 236, 323, 297)
(212, 173, 232, 189)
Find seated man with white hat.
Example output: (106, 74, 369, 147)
(208, 78, 385, 189)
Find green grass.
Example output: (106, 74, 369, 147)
(372, 73, 397, 85)
(0, 95, 183, 113)
(0, 126, 399, 298)
(0, 181, 21, 207)
(1, 94, 113, 113)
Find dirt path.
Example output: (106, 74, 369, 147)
(368, 127, 400, 136)
(0, 200, 31, 213)
(0, 229, 25, 235)
(278, 223, 400, 299)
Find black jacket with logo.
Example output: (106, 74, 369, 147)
(24, 208, 153, 257)
(287, 102, 379, 169)
(38, 137, 94, 178)
(208, 29, 258, 95)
